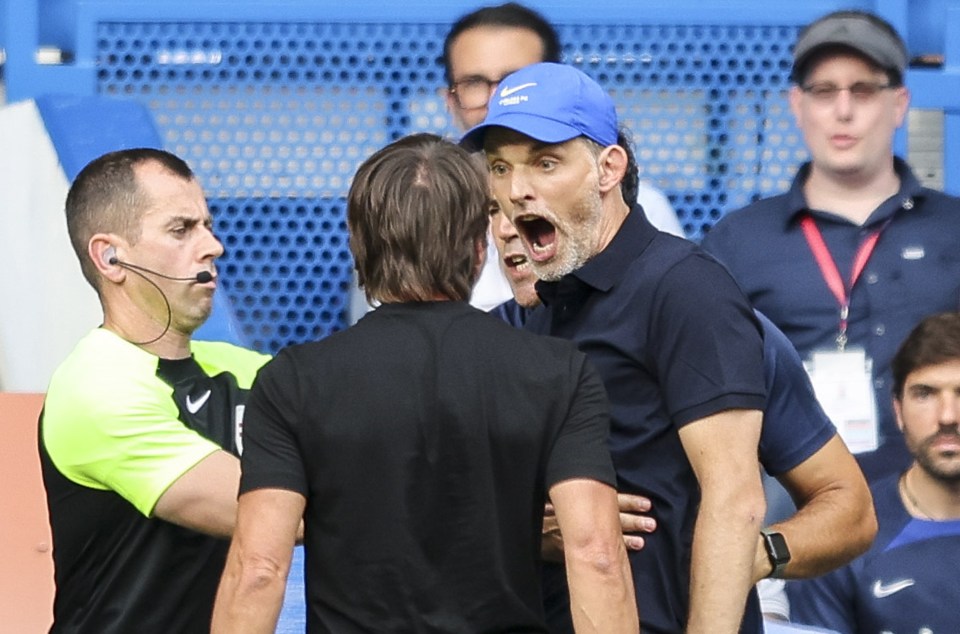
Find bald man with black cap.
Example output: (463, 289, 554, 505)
(702, 9, 960, 483)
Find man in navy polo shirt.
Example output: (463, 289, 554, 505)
(464, 62, 809, 634)
(701, 10, 960, 481)
(480, 102, 877, 624)
(789, 311, 960, 633)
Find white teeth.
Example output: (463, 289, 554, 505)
(531, 241, 550, 254)
(503, 254, 531, 273)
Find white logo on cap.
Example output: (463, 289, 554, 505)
(500, 82, 537, 98)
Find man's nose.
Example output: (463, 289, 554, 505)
(492, 208, 519, 242)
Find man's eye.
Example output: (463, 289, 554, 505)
(810, 84, 838, 98)
(849, 83, 879, 98)
(912, 387, 934, 400)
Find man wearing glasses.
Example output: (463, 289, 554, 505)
(702, 10, 960, 483)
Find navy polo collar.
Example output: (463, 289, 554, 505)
(783, 156, 926, 228)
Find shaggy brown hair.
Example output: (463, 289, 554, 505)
(348, 133, 490, 303)
(892, 312, 960, 400)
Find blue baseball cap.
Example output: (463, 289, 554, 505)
(460, 62, 618, 151)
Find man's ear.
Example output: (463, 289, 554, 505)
(443, 86, 460, 119)
(892, 86, 910, 128)
(89, 233, 125, 283)
(441, 85, 455, 111)
(893, 397, 905, 433)
(472, 236, 488, 285)
(788, 85, 804, 127)
(597, 145, 628, 195)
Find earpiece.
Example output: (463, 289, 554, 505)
(104, 246, 118, 266)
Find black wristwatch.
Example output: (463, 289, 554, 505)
(760, 528, 791, 579)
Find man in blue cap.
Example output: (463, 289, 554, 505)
(463, 62, 858, 633)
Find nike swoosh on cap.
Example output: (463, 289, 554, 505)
(871, 578, 915, 598)
(500, 82, 537, 97)
(186, 389, 212, 414)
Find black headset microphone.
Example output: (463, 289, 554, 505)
(103, 247, 214, 346)
(106, 253, 213, 284)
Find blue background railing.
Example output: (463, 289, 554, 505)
(3, 0, 959, 354)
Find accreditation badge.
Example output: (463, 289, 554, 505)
(804, 348, 878, 453)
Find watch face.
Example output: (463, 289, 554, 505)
(766, 531, 790, 563)
(763, 530, 791, 578)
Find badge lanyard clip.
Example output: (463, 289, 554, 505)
(800, 216, 887, 351)
(836, 305, 849, 350)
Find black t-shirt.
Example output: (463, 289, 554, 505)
(241, 301, 615, 633)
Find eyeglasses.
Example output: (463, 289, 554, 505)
(800, 81, 895, 103)
(449, 75, 507, 111)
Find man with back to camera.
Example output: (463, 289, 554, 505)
(463, 61, 770, 634)
(39, 148, 271, 633)
(789, 311, 960, 634)
(210, 133, 638, 634)
(442, 2, 685, 313)
(701, 10, 960, 481)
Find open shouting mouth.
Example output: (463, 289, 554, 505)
(503, 251, 530, 274)
(515, 215, 558, 263)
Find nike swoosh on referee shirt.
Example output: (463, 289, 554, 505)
(185, 389, 212, 414)
(500, 82, 537, 97)
(871, 578, 915, 598)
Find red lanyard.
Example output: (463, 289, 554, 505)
(800, 215, 886, 350)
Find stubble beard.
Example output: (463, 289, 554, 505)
(532, 188, 605, 282)
(912, 429, 960, 484)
